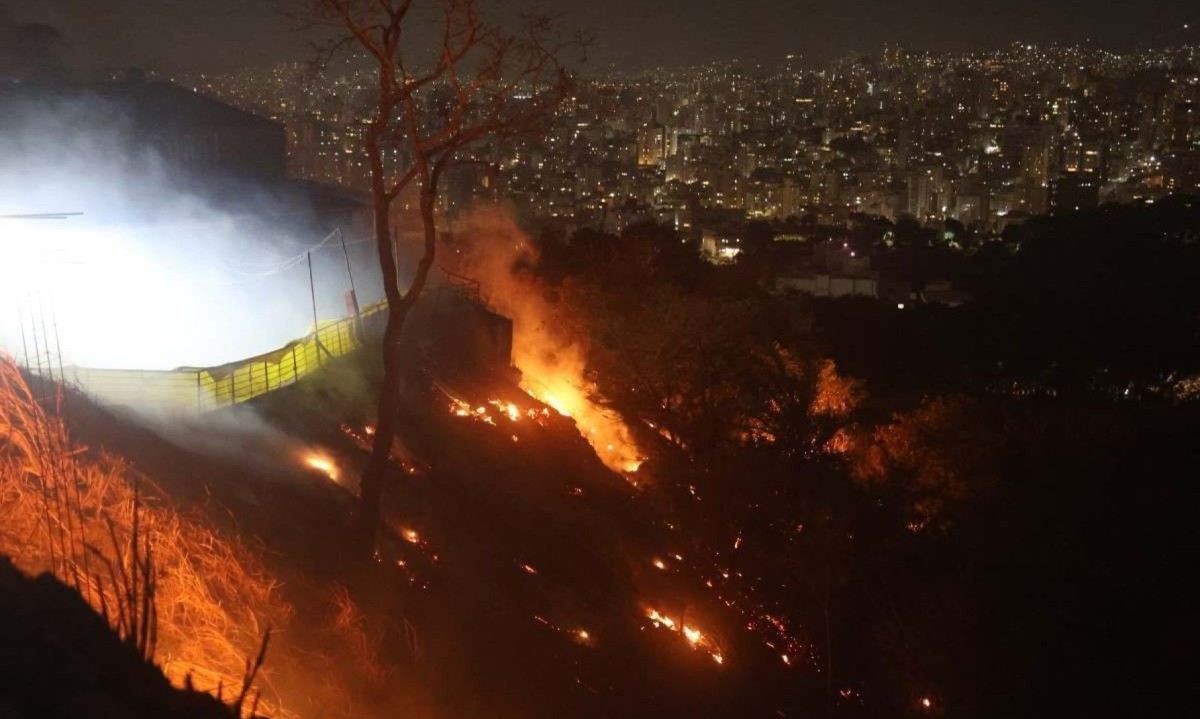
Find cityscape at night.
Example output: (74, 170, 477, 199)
(1, 2, 1197, 719)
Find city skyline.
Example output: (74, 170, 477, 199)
(1, 0, 1197, 76)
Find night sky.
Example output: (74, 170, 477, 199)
(2, 0, 1197, 75)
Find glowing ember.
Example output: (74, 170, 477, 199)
(489, 399, 522, 422)
(401, 528, 420, 544)
(652, 557, 667, 570)
(448, 398, 497, 425)
(364, 425, 376, 436)
(518, 562, 539, 575)
(645, 607, 725, 665)
(303, 452, 339, 482)
(646, 608, 677, 630)
(921, 697, 933, 709)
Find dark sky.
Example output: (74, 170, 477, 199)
(2, 0, 1196, 75)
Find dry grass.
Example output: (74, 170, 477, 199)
(0, 355, 419, 718)
(0, 357, 293, 717)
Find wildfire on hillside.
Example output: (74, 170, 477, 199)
(518, 367, 643, 475)
(450, 207, 645, 479)
(644, 606, 725, 665)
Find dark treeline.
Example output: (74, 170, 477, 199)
(524, 197, 1199, 717)
(819, 195, 1200, 400)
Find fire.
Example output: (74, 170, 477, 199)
(646, 607, 677, 630)
(488, 399, 522, 422)
(644, 606, 724, 666)
(304, 451, 339, 483)
(519, 369, 643, 475)
(449, 208, 645, 476)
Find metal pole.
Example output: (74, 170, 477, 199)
(307, 251, 333, 364)
(336, 230, 362, 343)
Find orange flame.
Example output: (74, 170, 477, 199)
(520, 367, 642, 474)
(304, 452, 339, 483)
(645, 606, 725, 666)
(451, 207, 643, 477)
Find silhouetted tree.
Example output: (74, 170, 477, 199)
(300, 0, 577, 550)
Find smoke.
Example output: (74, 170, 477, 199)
(451, 205, 642, 475)
(0, 87, 384, 370)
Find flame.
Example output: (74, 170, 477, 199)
(450, 398, 472, 417)
(304, 452, 339, 483)
(644, 606, 724, 665)
(520, 369, 643, 475)
(488, 399, 522, 422)
(646, 607, 677, 630)
(450, 207, 643, 477)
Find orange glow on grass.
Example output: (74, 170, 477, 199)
(304, 452, 339, 483)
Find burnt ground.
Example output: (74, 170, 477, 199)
(64, 351, 811, 719)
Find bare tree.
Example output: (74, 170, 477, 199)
(299, 0, 576, 551)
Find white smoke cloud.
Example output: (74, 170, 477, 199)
(0, 89, 385, 370)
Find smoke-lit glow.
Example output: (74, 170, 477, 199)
(0, 97, 382, 371)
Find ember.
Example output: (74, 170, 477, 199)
(644, 606, 725, 666)
(304, 451, 340, 483)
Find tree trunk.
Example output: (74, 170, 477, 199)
(357, 175, 439, 553)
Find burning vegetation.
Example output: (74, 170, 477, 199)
(0, 358, 290, 713)
(447, 208, 645, 479)
(0, 359, 411, 718)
